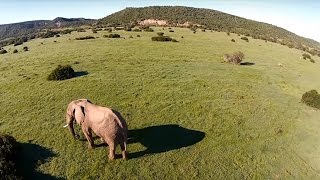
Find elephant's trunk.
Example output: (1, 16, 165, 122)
(66, 113, 77, 139)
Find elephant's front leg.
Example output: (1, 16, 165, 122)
(81, 124, 95, 149)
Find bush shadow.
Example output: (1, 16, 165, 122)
(128, 124, 205, 159)
(74, 71, 88, 78)
(240, 62, 255, 66)
(16, 142, 63, 180)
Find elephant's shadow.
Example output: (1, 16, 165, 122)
(93, 124, 205, 159)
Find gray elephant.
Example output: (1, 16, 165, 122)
(63, 99, 128, 160)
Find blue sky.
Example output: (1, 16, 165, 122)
(1, 0, 319, 42)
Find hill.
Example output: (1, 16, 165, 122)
(0, 17, 96, 41)
(99, 6, 320, 55)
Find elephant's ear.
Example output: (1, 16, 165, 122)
(74, 105, 85, 125)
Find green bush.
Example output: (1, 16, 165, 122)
(231, 39, 235, 42)
(157, 32, 164, 36)
(301, 90, 320, 109)
(137, 35, 141, 37)
(23, 47, 28, 51)
(227, 32, 230, 36)
(169, 30, 174, 32)
(103, 34, 121, 38)
(241, 37, 249, 42)
(13, 49, 18, 53)
(310, 59, 315, 63)
(92, 29, 97, 33)
(0, 134, 21, 180)
(47, 65, 75, 81)
(0, 49, 7, 54)
(75, 36, 95, 40)
(151, 36, 173, 42)
(223, 51, 245, 65)
(302, 53, 311, 60)
(181, 36, 184, 38)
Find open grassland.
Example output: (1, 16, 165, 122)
(1, 27, 320, 179)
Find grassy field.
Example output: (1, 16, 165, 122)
(1, 27, 320, 179)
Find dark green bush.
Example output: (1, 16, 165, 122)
(310, 59, 315, 63)
(0, 134, 21, 180)
(13, 49, 18, 53)
(231, 39, 235, 42)
(55, 34, 60, 37)
(169, 30, 174, 32)
(75, 36, 95, 40)
(0, 49, 7, 54)
(157, 32, 164, 36)
(77, 28, 86, 32)
(103, 34, 121, 38)
(23, 46, 28, 51)
(181, 36, 184, 38)
(47, 65, 75, 81)
(151, 36, 172, 42)
(241, 37, 249, 42)
(301, 90, 320, 109)
(92, 29, 97, 33)
(302, 53, 311, 60)
(227, 32, 230, 36)
(137, 35, 141, 37)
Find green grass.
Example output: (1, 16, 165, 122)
(1, 27, 320, 179)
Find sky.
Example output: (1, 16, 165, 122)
(1, 0, 319, 42)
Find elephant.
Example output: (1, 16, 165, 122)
(63, 99, 128, 160)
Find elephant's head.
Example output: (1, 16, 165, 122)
(63, 99, 91, 139)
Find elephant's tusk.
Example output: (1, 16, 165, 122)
(63, 124, 69, 128)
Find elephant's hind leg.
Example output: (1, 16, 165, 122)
(81, 125, 95, 149)
(120, 141, 127, 160)
(105, 138, 116, 160)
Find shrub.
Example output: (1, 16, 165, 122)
(55, 34, 60, 37)
(103, 34, 121, 38)
(124, 27, 132, 31)
(193, 31, 196, 34)
(23, 46, 29, 51)
(133, 29, 142, 32)
(310, 59, 315, 63)
(223, 51, 245, 65)
(14, 40, 23, 46)
(181, 36, 184, 38)
(92, 29, 97, 33)
(47, 65, 75, 81)
(169, 30, 174, 32)
(231, 39, 235, 42)
(241, 37, 249, 42)
(302, 53, 311, 59)
(171, 39, 178, 42)
(151, 36, 172, 42)
(137, 35, 141, 37)
(202, 29, 205, 32)
(77, 28, 86, 32)
(227, 32, 230, 36)
(129, 35, 133, 38)
(75, 36, 95, 40)
(0, 134, 21, 180)
(301, 90, 320, 109)
(144, 28, 154, 32)
(157, 32, 164, 36)
(13, 49, 18, 53)
(0, 49, 7, 54)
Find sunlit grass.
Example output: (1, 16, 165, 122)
(1, 27, 320, 179)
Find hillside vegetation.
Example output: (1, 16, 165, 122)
(100, 6, 320, 55)
(1, 27, 320, 179)
(0, 17, 96, 46)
